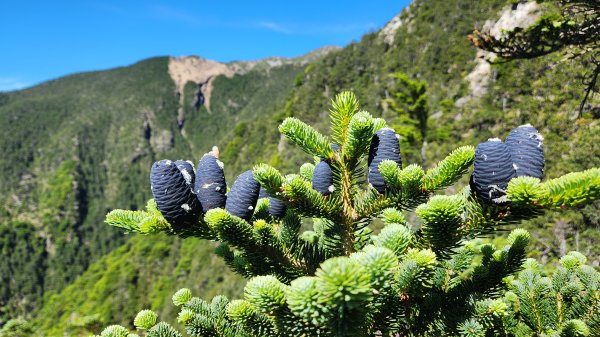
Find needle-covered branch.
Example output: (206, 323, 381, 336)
(279, 118, 333, 159)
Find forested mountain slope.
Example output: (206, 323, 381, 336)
(0, 55, 310, 329)
(0, 0, 598, 335)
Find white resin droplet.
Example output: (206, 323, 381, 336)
(181, 169, 192, 185)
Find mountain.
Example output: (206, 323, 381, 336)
(0, 53, 316, 328)
(1, 0, 598, 335)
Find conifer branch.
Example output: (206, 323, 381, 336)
(330, 91, 360, 146)
(422, 145, 475, 192)
(279, 118, 332, 158)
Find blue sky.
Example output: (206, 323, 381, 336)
(0, 1, 410, 91)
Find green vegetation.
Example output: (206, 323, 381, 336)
(471, 0, 600, 115)
(276, 0, 600, 261)
(0, 221, 45, 320)
(35, 234, 245, 336)
(0, 57, 182, 322)
(384, 72, 428, 161)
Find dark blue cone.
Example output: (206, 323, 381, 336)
(175, 160, 195, 181)
(194, 154, 227, 213)
(505, 124, 544, 179)
(472, 139, 516, 203)
(312, 160, 334, 196)
(368, 128, 402, 193)
(150, 159, 202, 228)
(258, 187, 269, 199)
(225, 170, 260, 220)
(268, 197, 287, 218)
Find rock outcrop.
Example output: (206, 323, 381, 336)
(458, 1, 541, 106)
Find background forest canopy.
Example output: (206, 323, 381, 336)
(0, 0, 598, 336)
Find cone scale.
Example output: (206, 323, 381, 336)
(312, 160, 334, 196)
(505, 124, 544, 179)
(472, 139, 515, 203)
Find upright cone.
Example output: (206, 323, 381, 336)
(472, 139, 515, 203)
(268, 197, 287, 218)
(195, 154, 227, 213)
(225, 170, 261, 220)
(368, 128, 402, 193)
(505, 124, 544, 179)
(312, 161, 334, 196)
(150, 159, 202, 228)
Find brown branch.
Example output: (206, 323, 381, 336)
(579, 59, 600, 117)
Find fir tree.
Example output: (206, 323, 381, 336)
(101, 92, 600, 337)
(384, 72, 428, 153)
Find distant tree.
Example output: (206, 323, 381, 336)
(383, 73, 429, 165)
(469, 0, 600, 116)
(384, 73, 428, 152)
(0, 318, 33, 337)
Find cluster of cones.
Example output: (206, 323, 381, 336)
(311, 128, 403, 196)
(150, 148, 285, 230)
(149, 124, 544, 228)
(471, 124, 545, 203)
(149, 127, 408, 228)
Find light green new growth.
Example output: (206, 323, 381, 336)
(330, 91, 360, 147)
(98, 325, 129, 337)
(299, 162, 315, 181)
(133, 310, 157, 330)
(279, 118, 332, 159)
(102, 91, 600, 337)
(344, 110, 375, 167)
(172, 288, 192, 306)
(539, 167, 600, 207)
(422, 145, 475, 192)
